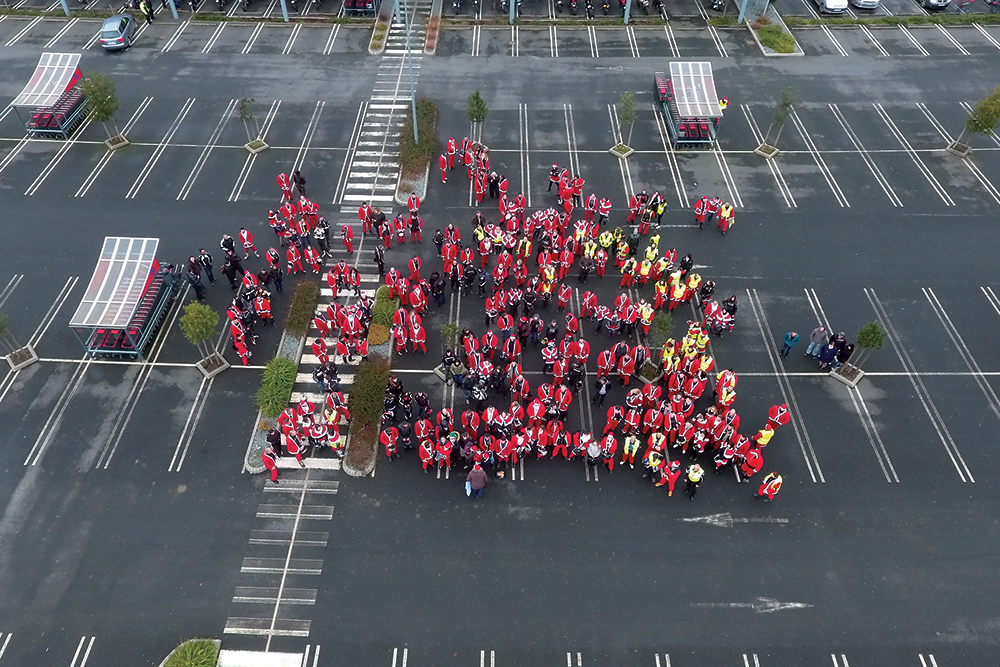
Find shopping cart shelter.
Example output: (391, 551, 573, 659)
(654, 61, 724, 149)
(69, 237, 184, 361)
(12, 52, 89, 140)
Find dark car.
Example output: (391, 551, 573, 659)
(99, 14, 137, 51)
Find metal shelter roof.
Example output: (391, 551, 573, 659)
(12, 53, 82, 109)
(669, 61, 723, 119)
(69, 237, 160, 329)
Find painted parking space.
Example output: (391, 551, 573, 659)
(792, 25, 849, 54)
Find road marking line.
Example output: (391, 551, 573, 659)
(29, 276, 78, 348)
(652, 105, 688, 208)
(0, 633, 11, 662)
(282, 22, 302, 54)
(873, 102, 953, 206)
(5, 16, 42, 46)
(24, 117, 94, 196)
(291, 100, 324, 174)
(322, 23, 339, 54)
(178, 98, 236, 200)
(713, 141, 742, 208)
(0, 135, 31, 177)
(828, 103, 901, 206)
(45, 17, 78, 48)
(0, 274, 23, 309)
(162, 19, 190, 52)
(125, 97, 196, 199)
(746, 288, 823, 482)
(626, 24, 640, 57)
(75, 96, 152, 198)
(806, 287, 896, 482)
(865, 287, 972, 481)
(923, 102, 1000, 205)
(25, 355, 91, 466)
(663, 23, 679, 56)
(202, 21, 226, 53)
(242, 22, 264, 54)
(741, 104, 795, 208)
(229, 99, 281, 202)
(972, 22, 1000, 50)
(790, 108, 848, 207)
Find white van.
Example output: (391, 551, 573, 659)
(813, 0, 847, 12)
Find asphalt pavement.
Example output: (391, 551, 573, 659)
(0, 7, 999, 667)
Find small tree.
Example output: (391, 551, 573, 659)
(951, 86, 1000, 152)
(440, 321, 459, 352)
(852, 321, 886, 370)
(466, 89, 488, 125)
(619, 91, 636, 148)
(758, 87, 796, 155)
(238, 96, 260, 143)
(78, 72, 122, 141)
(0, 312, 23, 355)
(179, 301, 219, 360)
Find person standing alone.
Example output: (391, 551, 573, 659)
(779, 331, 799, 359)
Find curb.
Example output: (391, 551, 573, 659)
(243, 330, 306, 475)
(748, 5, 804, 57)
(395, 162, 430, 206)
(424, 0, 442, 52)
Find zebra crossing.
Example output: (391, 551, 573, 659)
(225, 472, 339, 643)
(338, 0, 427, 206)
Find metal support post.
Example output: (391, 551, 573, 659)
(623, 0, 631, 24)
(509, 0, 515, 24)
(737, 0, 750, 23)
(168, 0, 178, 19)
(279, 0, 289, 21)
(59, 0, 69, 15)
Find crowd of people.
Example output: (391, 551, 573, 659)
(365, 136, 785, 502)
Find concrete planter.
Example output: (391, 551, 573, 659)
(6, 344, 38, 371)
(830, 363, 865, 388)
(197, 352, 230, 379)
(748, 5, 804, 57)
(609, 144, 635, 159)
(395, 162, 430, 206)
(946, 141, 972, 158)
(754, 143, 780, 159)
(104, 135, 129, 150)
(244, 140, 269, 154)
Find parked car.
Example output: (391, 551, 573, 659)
(99, 14, 137, 51)
(920, 0, 950, 8)
(812, 0, 847, 12)
(850, 0, 879, 8)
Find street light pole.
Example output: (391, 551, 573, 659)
(623, 0, 631, 24)
(400, 0, 418, 143)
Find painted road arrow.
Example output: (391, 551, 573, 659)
(680, 513, 789, 528)
(691, 597, 814, 613)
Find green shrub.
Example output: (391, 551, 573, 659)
(285, 281, 320, 337)
(709, 15, 739, 26)
(646, 311, 674, 354)
(757, 24, 796, 53)
(372, 299, 397, 328)
(346, 355, 391, 470)
(376, 285, 394, 301)
(165, 640, 218, 667)
(256, 357, 298, 418)
(399, 98, 439, 179)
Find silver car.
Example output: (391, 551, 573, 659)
(921, 0, 950, 7)
(99, 14, 137, 51)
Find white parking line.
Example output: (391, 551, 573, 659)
(125, 97, 196, 199)
(745, 288, 823, 483)
(626, 24, 640, 57)
(919, 102, 1000, 205)
(519, 102, 531, 207)
(242, 22, 265, 53)
(25, 355, 91, 466)
(0, 632, 10, 662)
(5, 16, 42, 47)
(332, 101, 367, 204)
(695, 0, 728, 55)
(291, 100, 324, 173)
(857, 24, 887, 56)
(873, 102, 953, 206)
(178, 98, 237, 200)
(936, 24, 969, 55)
(0, 134, 31, 177)
(713, 142, 742, 208)
(741, 104, 795, 208)
(68, 637, 95, 667)
(549, 25, 558, 57)
(652, 105, 688, 208)
(202, 21, 227, 53)
(790, 108, 848, 207)
(24, 117, 94, 196)
(510, 25, 518, 56)
(587, 24, 599, 57)
(162, 19, 190, 52)
(229, 99, 280, 201)
(322, 23, 340, 55)
(75, 96, 153, 198)
(865, 287, 972, 482)
(660, 23, 679, 57)
(806, 288, 896, 483)
(898, 25, 929, 55)
(828, 103, 901, 206)
(282, 23, 302, 54)
(45, 17, 79, 48)
(972, 22, 1000, 50)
